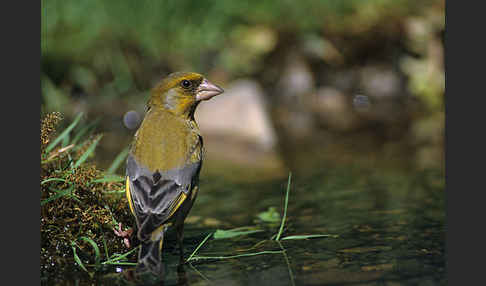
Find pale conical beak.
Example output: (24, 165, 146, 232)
(196, 79, 224, 101)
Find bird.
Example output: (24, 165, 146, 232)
(122, 72, 224, 274)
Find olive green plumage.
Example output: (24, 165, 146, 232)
(125, 72, 223, 273)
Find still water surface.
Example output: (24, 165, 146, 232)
(88, 161, 445, 286)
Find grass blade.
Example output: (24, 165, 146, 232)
(102, 246, 139, 265)
(73, 134, 102, 169)
(281, 234, 337, 240)
(276, 172, 292, 241)
(188, 250, 284, 262)
(62, 132, 70, 147)
(71, 118, 100, 146)
(187, 232, 213, 262)
(40, 178, 67, 185)
(91, 174, 125, 183)
(103, 190, 125, 194)
(71, 241, 90, 275)
(78, 236, 101, 266)
(101, 261, 137, 266)
(41, 186, 74, 206)
(213, 228, 264, 240)
(102, 236, 109, 260)
(45, 112, 83, 154)
(106, 147, 129, 174)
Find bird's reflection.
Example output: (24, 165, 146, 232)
(176, 264, 189, 286)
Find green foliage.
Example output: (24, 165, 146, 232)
(213, 227, 264, 240)
(41, 0, 429, 61)
(256, 207, 281, 223)
(41, 0, 438, 110)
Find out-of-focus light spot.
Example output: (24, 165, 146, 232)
(116, 267, 123, 273)
(123, 110, 141, 130)
(353, 94, 371, 111)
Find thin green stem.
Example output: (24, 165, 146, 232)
(102, 246, 139, 265)
(276, 172, 292, 241)
(188, 250, 284, 262)
(186, 232, 213, 262)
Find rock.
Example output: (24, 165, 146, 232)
(196, 79, 277, 150)
(359, 65, 402, 98)
(195, 79, 285, 173)
(277, 53, 315, 98)
(311, 87, 360, 131)
(273, 106, 316, 138)
(329, 70, 358, 93)
(270, 52, 318, 139)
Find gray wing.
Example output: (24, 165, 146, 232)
(126, 155, 201, 242)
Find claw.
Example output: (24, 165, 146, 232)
(123, 238, 131, 248)
(113, 222, 133, 248)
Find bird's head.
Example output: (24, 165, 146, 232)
(148, 72, 224, 117)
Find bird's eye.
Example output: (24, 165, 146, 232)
(181, 80, 192, 88)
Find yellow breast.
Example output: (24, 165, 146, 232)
(130, 109, 201, 172)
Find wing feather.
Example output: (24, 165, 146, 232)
(126, 154, 201, 241)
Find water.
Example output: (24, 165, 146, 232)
(85, 162, 445, 285)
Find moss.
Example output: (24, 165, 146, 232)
(40, 112, 134, 278)
(40, 111, 62, 154)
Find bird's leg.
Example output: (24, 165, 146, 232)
(177, 263, 188, 285)
(175, 223, 185, 264)
(113, 222, 133, 248)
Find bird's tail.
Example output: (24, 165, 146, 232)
(137, 235, 165, 275)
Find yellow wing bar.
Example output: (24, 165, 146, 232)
(149, 192, 187, 242)
(168, 191, 187, 218)
(125, 176, 135, 216)
(126, 176, 188, 220)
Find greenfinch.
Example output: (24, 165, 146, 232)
(125, 72, 224, 273)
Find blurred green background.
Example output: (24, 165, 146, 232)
(41, 0, 444, 179)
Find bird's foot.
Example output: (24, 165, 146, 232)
(113, 222, 133, 248)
